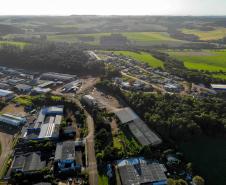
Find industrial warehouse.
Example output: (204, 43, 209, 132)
(117, 157, 167, 185)
(21, 106, 64, 140)
(0, 114, 26, 127)
(0, 89, 14, 101)
(114, 107, 162, 146)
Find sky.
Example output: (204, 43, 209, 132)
(0, 0, 226, 16)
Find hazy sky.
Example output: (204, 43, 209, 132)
(1, 0, 226, 15)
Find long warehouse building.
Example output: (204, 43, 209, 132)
(114, 107, 162, 146)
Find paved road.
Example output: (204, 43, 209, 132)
(121, 71, 166, 93)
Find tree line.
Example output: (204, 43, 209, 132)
(97, 80, 226, 141)
(0, 43, 105, 76)
(150, 50, 226, 85)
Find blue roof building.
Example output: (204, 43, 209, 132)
(54, 141, 81, 174)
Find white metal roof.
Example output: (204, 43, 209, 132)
(0, 89, 13, 97)
(211, 84, 226, 89)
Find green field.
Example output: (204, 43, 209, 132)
(47, 33, 111, 45)
(0, 41, 28, 48)
(122, 32, 182, 43)
(13, 96, 33, 106)
(180, 136, 226, 185)
(181, 27, 226, 41)
(168, 50, 226, 73)
(98, 174, 109, 185)
(113, 50, 164, 68)
(47, 32, 184, 46)
(212, 74, 226, 80)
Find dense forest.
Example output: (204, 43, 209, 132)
(125, 92, 226, 141)
(0, 43, 105, 75)
(97, 80, 226, 141)
(0, 24, 24, 35)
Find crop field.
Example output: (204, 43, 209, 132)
(168, 50, 226, 72)
(113, 50, 164, 68)
(47, 33, 111, 44)
(180, 136, 226, 185)
(121, 32, 182, 43)
(47, 32, 184, 46)
(181, 27, 226, 41)
(0, 41, 28, 48)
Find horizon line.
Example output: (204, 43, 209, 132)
(0, 14, 226, 17)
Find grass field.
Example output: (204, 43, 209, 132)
(98, 174, 109, 185)
(113, 50, 164, 68)
(212, 74, 226, 80)
(180, 136, 226, 185)
(47, 33, 111, 45)
(181, 27, 226, 41)
(13, 96, 33, 106)
(0, 41, 28, 48)
(168, 50, 226, 73)
(122, 32, 182, 43)
(47, 32, 184, 46)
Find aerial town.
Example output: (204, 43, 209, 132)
(0, 46, 224, 185)
(0, 14, 226, 185)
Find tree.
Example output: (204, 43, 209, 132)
(193, 176, 205, 185)
(186, 162, 193, 174)
(176, 179, 188, 185)
(167, 179, 188, 185)
(167, 178, 176, 185)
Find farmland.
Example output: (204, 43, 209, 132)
(0, 41, 28, 48)
(47, 32, 184, 46)
(113, 50, 164, 68)
(181, 27, 226, 41)
(168, 50, 226, 72)
(47, 33, 111, 45)
(121, 32, 183, 44)
(180, 136, 226, 185)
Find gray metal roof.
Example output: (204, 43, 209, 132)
(129, 119, 162, 146)
(114, 107, 138, 124)
(12, 152, 46, 172)
(118, 159, 167, 185)
(55, 141, 75, 161)
(40, 72, 76, 81)
(15, 84, 32, 89)
(114, 107, 162, 146)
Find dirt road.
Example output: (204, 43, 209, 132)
(86, 114, 98, 185)
(70, 99, 98, 185)
(121, 72, 166, 93)
(0, 132, 13, 173)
